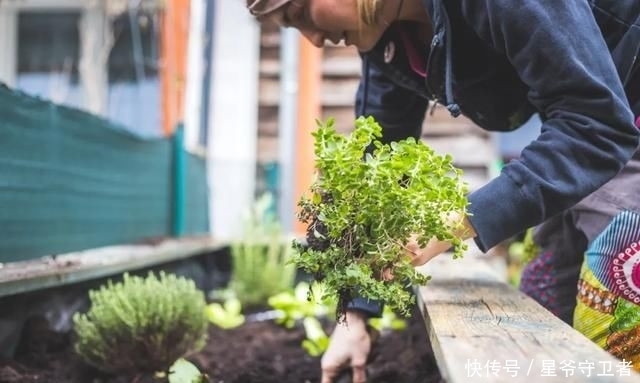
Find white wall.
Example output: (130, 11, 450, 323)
(207, 0, 261, 240)
(0, 7, 17, 87)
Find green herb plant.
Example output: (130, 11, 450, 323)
(167, 358, 209, 383)
(507, 228, 538, 287)
(301, 317, 330, 357)
(73, 272, 208, 375)
(293, 116, 469, 318)
(368, 306, 407, 333)
(205, 297, 245, 329)
(268, 281, 335, 328)
(226, 193, 297, 307)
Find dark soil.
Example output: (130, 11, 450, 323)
(0, 306, 441, 383)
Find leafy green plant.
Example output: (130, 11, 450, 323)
(268, 281, 335, 328)
(301, 317, 330, 357)
(205, 297, 245, 329)
(507, 228, 538, 287)
(293, 116, 469, 317)
(228, 193, 297, 307)
(73, 272, 208, 375)
(168, 358, 209, 383)
(368, 306, 407, 332)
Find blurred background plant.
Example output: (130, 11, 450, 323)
(301, 317, 330, 357)
(167, 358, 210, 383)
(268, 281, 335, 328)
(73, 272, 209, 376)
(506, 228, 538, 288)
(368, 306, 407, 334)
(213, 193, 297, 308)
(205, 297, 245, 329)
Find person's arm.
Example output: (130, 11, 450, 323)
(457, 0, 639, 252)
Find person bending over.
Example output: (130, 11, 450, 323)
(246, 0, 640, 382)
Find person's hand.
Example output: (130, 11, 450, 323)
(380, 235, 451, 280)
(321, 310, 371, 383)
(381, 212, 477, 280)
(406, 211, 477, 266)
(404, 234, 453, 266)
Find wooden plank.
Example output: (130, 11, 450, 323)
(423, 135, 496, 168)
(415, 254, 640, 383)
(259, 78, 359, 107)
(0, 236, 226, 298)
(261, 56, 361, 78)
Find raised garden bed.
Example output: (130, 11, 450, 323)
(0, 304, 441, 383)
(0, 119, 467, 383)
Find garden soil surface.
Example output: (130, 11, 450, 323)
(0, 306, 442, 383)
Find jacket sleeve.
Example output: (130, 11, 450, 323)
(356, 55, 428, 143)
(459, 0, 640, 251)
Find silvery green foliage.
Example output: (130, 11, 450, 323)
(73, 272, 208, 374)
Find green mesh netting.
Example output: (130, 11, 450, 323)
(0, 85, 208, 262)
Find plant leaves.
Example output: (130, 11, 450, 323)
(291, 116, 469, 316)
(169, 358, 209, 383)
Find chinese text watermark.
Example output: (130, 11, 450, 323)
(464, 359, 634, 378)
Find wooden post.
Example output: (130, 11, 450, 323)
(160, 0, 190, 136)
(293, 37, 323, 236)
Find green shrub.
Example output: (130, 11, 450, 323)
(228, 193, 297, 307)
(294, 117, 469, 317)
(73, 272, 208, 375)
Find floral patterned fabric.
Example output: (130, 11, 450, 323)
(574, 210, 640, 369)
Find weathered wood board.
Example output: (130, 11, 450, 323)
(416, 253, 640, 383)
(0, 236, 225, 298)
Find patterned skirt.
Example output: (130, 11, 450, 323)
(574, 210, 640, 368)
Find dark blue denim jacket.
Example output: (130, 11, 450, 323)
(351, 0, 640, 317)
(358, 0, 640, 252)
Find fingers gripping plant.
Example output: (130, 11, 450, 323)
(293, 116, 469, 317)
(73, 272, 209, 375)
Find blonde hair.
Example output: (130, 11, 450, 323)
(356, 0, 381, 26)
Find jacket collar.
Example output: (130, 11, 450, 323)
(423, 0, 461, 116)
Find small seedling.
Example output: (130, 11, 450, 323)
(368, 306, 407, 332)
(301, 317, 330, 357)
(168, 358, 209, 383)
(268, 281, 334, 328)
(205, 297, 245, 329)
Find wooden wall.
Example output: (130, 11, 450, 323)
(256, 25, 497, 192)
